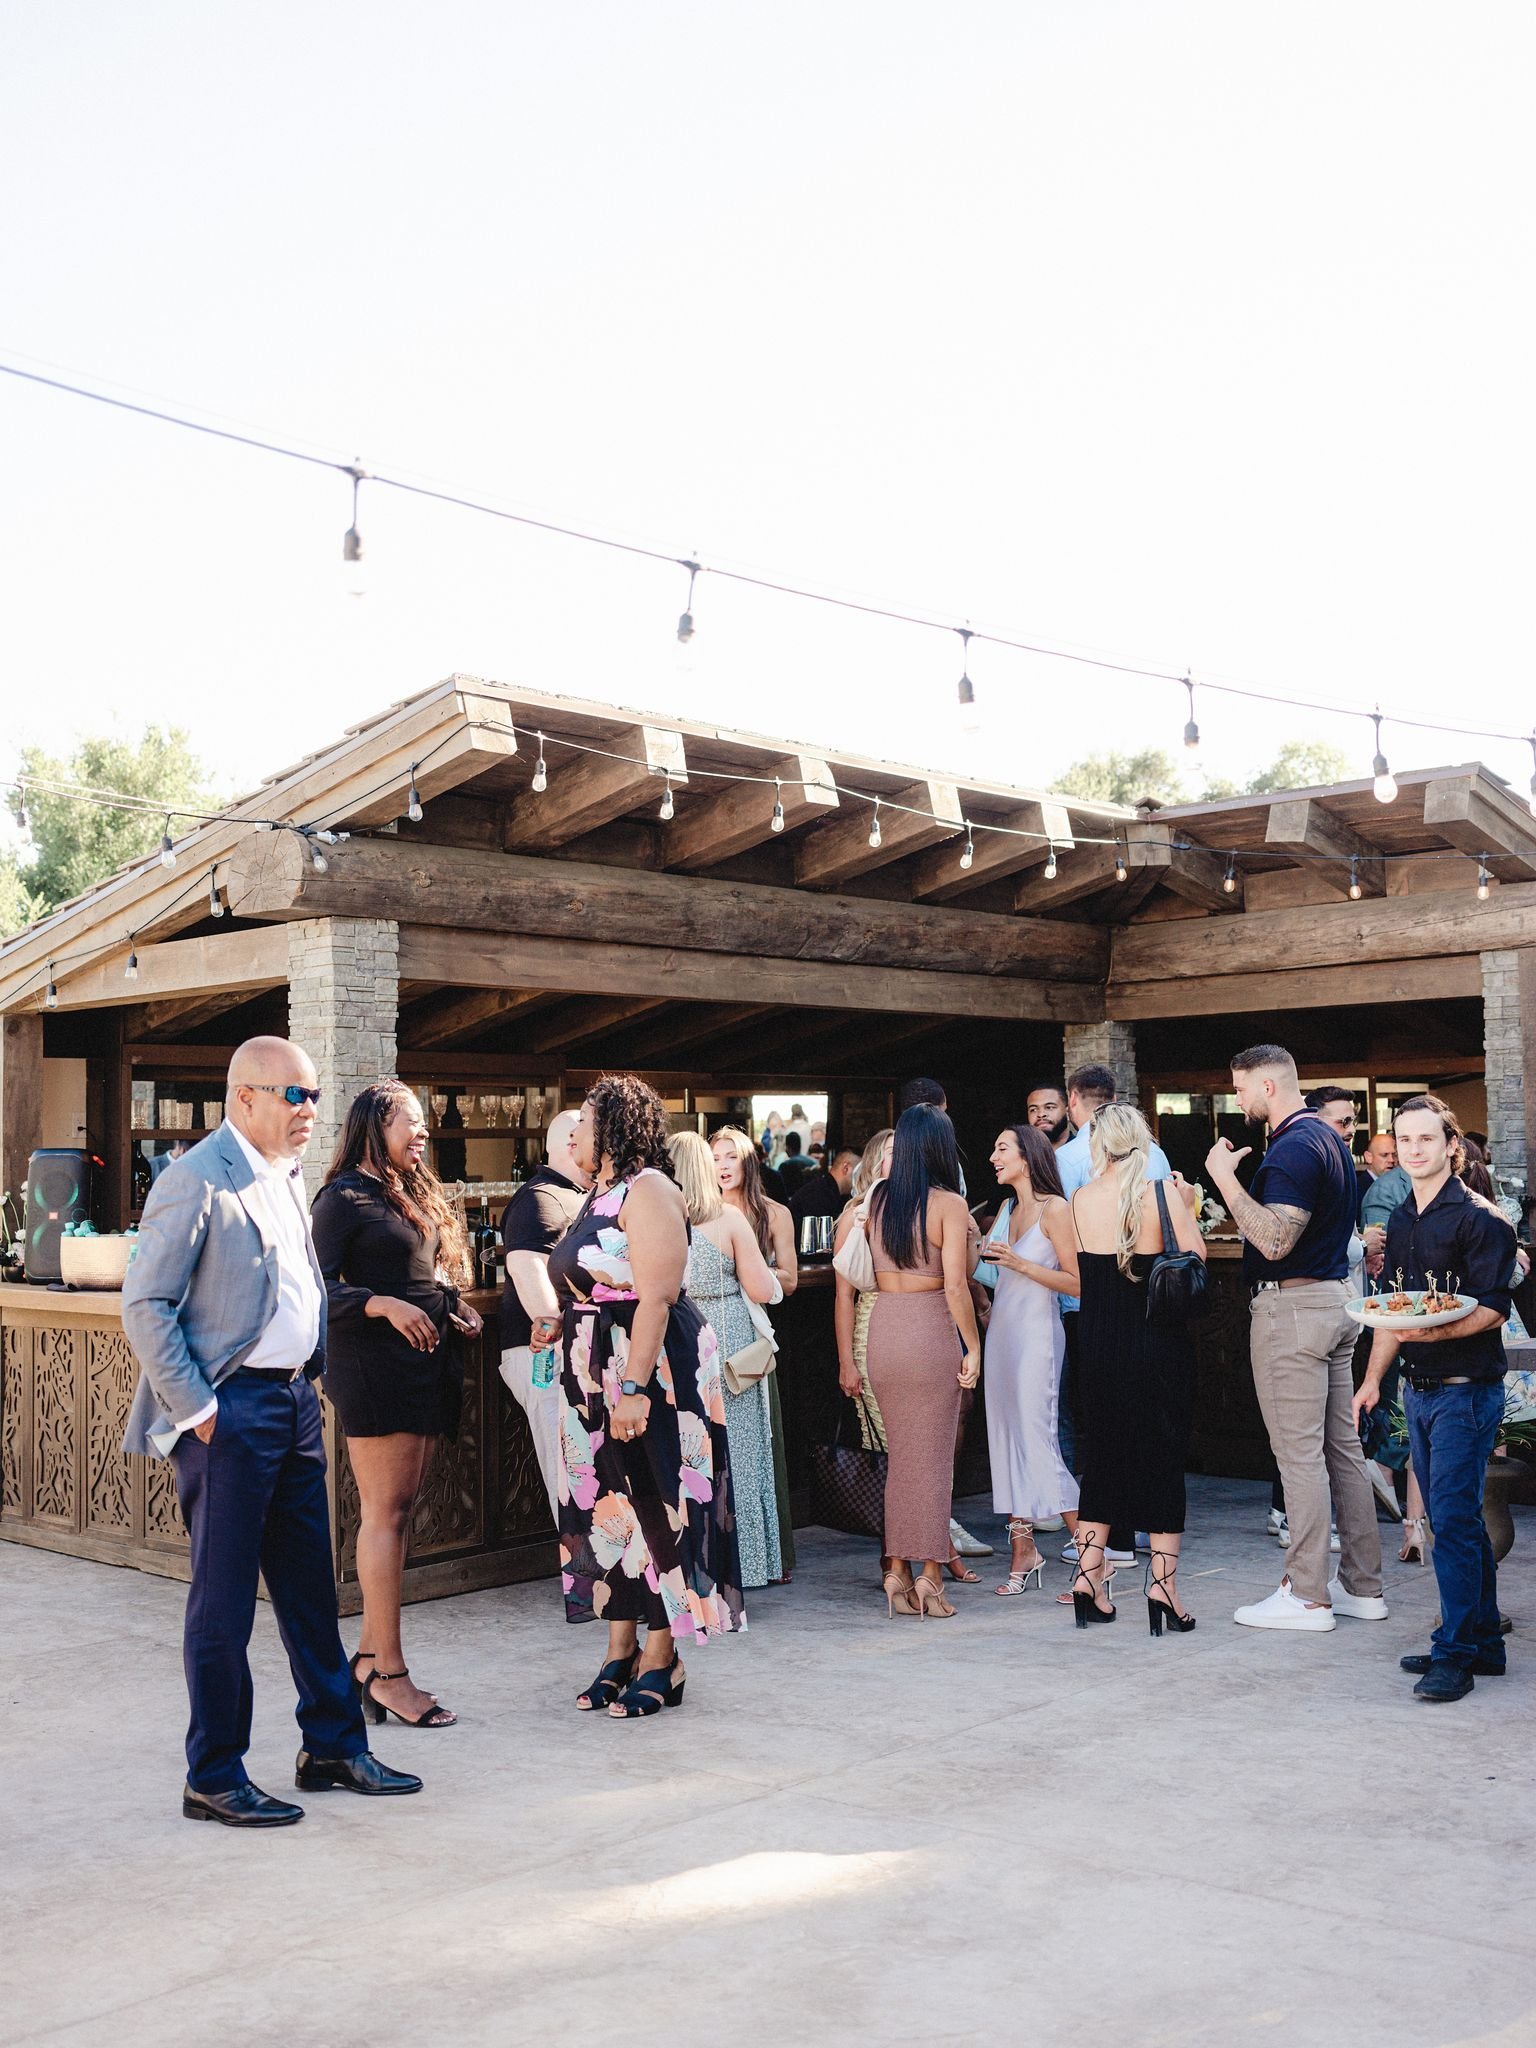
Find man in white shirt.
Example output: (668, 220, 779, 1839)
(122, 1037, 421, 1827)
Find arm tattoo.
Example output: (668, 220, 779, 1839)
(1227, 1189, 1311, 1263)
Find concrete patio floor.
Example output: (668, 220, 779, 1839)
(3, 1475, 1532, 2048)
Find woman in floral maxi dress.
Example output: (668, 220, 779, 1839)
(542, 1075, 743, 1719)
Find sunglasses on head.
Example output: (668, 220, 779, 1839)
(245, 1083, 322, 1107)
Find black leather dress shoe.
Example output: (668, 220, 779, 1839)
(1401, 1652, 1504, 1677)
(294, 1749, 422, 1795)
(183, 1781, 304, 1827)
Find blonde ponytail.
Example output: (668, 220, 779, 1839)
(1088, 1102, 1154, 1277)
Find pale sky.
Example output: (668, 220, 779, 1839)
(3, 2, 1533, 826)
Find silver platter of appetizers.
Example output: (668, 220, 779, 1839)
(1348, 1271, 1478, 1330)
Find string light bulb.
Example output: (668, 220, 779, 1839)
(531, 733, 548, 793)
(959, 823, 975, 872)
(208, 868, 224, 918)
(1182, 671, 1200, 749)
(44, 963, 58, 1010)
(1114, 846, 1128, 883)
(677, 559, 700, 643)
(1370, 711, 1397, 805)
(956, 628, 980, 731)
(124, 938, 139, 982)
(406, 768, 423, 824)
(1044, 843, 1058, 881)
(342, 463, 368, 597)
(1477, 862, 1492, 901)
(770, 778, 785, 832)
(1222, 856, 1238, 894)
(868, 800, 883, 851)
(307, 834, 328, 873)
(159, 815, 176, 868)
(658, 776, 675, 822)
(1348, 856, 1363, 901)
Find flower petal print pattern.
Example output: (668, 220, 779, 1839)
(549, 1172, 745, 1641)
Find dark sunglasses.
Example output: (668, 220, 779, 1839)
(245, 1083, 322, 1107)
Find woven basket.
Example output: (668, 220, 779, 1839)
(60, 1235, 134, 1290)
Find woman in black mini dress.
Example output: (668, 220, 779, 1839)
(311, 1081, 480, 1727)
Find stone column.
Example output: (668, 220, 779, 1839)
(1481, 948, 1533, 1191)
(286, 917, 399, 1195)
(1062, 1019, 1140, 1104)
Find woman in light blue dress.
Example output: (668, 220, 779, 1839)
(670, 1133, 785, 1589)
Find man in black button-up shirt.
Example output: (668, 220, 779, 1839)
(1354, 1095, 1516, 1703)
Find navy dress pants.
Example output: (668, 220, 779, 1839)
(172, 1369, 365, 1791)
(1404, 1378, 1505, 1674)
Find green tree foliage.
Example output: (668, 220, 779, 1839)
(2, 727, 219, 934)
(1052, 737, 1353, 807)
(1052, 748, 1189, 806)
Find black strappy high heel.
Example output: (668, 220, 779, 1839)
(362, 1667, 457, 1728)
(1071, 1539, 1117, 1628)
(610, 1655, 685, 1718)
(576, 1650, 639, 1712)
(1146, 1549, 1197, 1637)
(349, 1650, 373, 1699)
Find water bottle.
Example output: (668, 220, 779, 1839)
(531, 1345, 557, 1389)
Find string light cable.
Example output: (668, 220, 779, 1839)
(4, 358, 1534, 762)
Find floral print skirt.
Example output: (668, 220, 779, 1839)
(557, 1294, 745, 1641)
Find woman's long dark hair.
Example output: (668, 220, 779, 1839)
(1002, 1122, 1066, 1202)
(871, 1103, 963, 1271)
(325, 1080, 471, 1284)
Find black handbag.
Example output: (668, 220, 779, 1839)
(1146, 1180, 1210, 1331)
(808, 1394, 888, 1538)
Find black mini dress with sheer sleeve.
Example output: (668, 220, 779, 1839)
(310, 1170, 463, 1439)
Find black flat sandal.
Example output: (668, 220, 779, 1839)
(577, 1650, 639, 1711)
(610, 1655, 685, 1719)
(362, 1667, 456, 1728)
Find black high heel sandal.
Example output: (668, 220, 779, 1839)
(349, 1650, 374, 1699)
(1145, 1550, 1197, 1637)
(610, 1655, 685, 1718)
(576, 1650, 639, 1711)
(362, 1667, 456, 1728)
(1071, 1539, 1117, 1628)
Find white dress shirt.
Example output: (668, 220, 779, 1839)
(174, 1124, 323, 1431)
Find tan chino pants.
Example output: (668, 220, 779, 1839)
(1248, 1281, 1382, 1607)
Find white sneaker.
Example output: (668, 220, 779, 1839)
(1105, 1546, 1136, 1565)
(1233, 1580, 1337, 1631)
(1061, 1538, 1080, 1563)
(949, 1518, 993, 1558)
(1274, 1516, 1341, 1552)
(1327, 1576, 1389, 1620)
(1266, 1507, 1286, 1539)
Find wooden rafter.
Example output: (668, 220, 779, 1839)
(398, 987, 558, 1051)
(1013, 844, 1158, 917)
(910, 800, 1071, 904)
(515, 995, 673, 1056)
(1422, 773, 1536, 884)
(660, 755, 838, 871)
(1263, 799, 1385, 897)
(1127, 819, 1243, 913)
(793, 778, 964, 889)
(18, 926, 289, 1013)
(501, 726, 687, 851)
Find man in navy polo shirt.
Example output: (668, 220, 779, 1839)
(1205, 1043, 1385, 1633)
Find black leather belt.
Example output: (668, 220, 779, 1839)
(236, 1363, 305, 1383)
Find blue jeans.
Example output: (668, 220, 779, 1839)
(1403, 1379, 1504, 1673)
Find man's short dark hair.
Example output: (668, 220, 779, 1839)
(1305, 1085, 1355, 1111)
(1231, 1043, 1296, 1077)
(1027, 1081, 1066, 1101)
(1065, 1063, 1117, 1107)
(783, 1130, 802, 1155)
(899, 1077, 947, 1112)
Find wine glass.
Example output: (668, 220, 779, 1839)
(429, 1092, 448, 1127)
(478, 1093, 500, 1128)
(500, 1092, 521, 1127)
(526, 1091, 544, 1130)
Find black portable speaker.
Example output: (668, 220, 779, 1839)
(25, 1148, 94, 1282)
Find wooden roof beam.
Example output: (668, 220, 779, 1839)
(122, 987, 274, 1041)
(17, 926, 289, 1013)
(1128, 820, 1244, 914)
(1423, 773, 1536, 884)
(1264, 799, 1385, 898)
(516, 995, 673, 1056)
(501, 726, 687, 851)
(1013, 843, 1159, 916)
(611, 1003, 780, 1066)
(911, 800, 1074, 904)
(793, 778, 964, 889)
(661, 755, 838, 872)
(398, 987, 557, 1051)
(338, 685, 521, 829)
